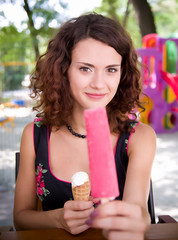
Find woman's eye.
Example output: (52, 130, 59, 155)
(108, 68, 117, 73)
(80, 67, 90, 72)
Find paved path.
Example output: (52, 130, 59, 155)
(0, 107, 35, 228)
(152, 131, 178, 220)
(0, 108, 178, 228)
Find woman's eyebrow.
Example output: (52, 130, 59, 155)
(76, 62, 121, 68)
(76, 62, 94, 67)
(106, 64, 121, 68)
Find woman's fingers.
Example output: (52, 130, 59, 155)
(85, 200, 149, 240)
(62, 200, 95, 234)
(64, 206, 94, 220)
(88, 216, 147, 233)
(107, 230, 144, 240)
(95, 200, 143, 220)
(63, 208, 93, 234)
(66, 218, 89, 228)
(64, 200, 93, 211)
(68, 223, 90, 235)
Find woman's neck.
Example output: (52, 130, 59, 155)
(69, 109, 86, 135)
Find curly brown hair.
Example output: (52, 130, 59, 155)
(30, 13, 144, 133)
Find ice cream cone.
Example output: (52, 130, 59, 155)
(71, 171, 90, 201)
(72, 181, 90, 201)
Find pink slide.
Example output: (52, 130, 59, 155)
(84, 108, 119, 200)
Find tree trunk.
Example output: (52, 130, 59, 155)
(23, 0, 40, 60)
(131, 0, 156, 37)
(123, 0, 132, 28)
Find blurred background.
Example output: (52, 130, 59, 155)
(0, 0, 178, 228)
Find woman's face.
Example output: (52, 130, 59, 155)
(68, 38, 122, 112)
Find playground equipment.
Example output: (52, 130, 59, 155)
(137, 34, 178, 133)
(0, 102, 19, 132)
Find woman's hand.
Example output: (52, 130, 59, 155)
(59, 200, 95, 235)
(86, 200, 150, 240)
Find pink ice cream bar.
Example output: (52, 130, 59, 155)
(84, 107, 119, 199)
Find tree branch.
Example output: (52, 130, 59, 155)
(23, 0, 39, 60)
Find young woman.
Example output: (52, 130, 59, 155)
(14, 13, 156, 240)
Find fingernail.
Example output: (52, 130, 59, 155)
(90, 210, 98, 218)
(95, 200, 101, 207)
(85, 218, 92, 226)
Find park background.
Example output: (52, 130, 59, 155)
(0, 0, 178, 228)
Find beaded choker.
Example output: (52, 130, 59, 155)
(66, 123, 86, 139)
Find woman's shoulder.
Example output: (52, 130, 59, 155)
(20, 122, 35, 154)
(128, 122, 157, 151)
(23, 121, 34, 134)
(23, 118, 44, 132)
(134, 122, 156, 139)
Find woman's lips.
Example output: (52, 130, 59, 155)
(85, 93, 106, 99)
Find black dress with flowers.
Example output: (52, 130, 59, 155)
(34, 118, 139, 211)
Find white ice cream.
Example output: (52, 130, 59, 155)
(71, 171, 89, 187)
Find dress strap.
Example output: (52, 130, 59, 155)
(33, 119, 48, 155)
(114, 121, 139, 200)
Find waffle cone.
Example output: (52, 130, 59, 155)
(72, 181, 90, 201)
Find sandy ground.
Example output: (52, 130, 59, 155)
(0, 107, 178, 228)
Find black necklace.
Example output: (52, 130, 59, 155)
(66, 123, 86, 139)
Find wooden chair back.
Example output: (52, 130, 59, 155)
(15, 152, 42, 211)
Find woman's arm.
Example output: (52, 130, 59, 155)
(14, 122, 59, 230)
(13, 123, 94, 233)
(123, 122, 157, 223)
(86, 123, 157, 240)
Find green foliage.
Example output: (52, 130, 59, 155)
(31, 0, 67, 34)
(0, 25, 34, 62)
(95, 0, 178, 48)
(150, 0, 178, 37)
(95, 0, 142, 48)
(95, 0, 126, 18)
(0, 0, 68, 92)
(22, 0, 68, 43)
(3, 65, 27, 91)
(0, 25, 34, 91)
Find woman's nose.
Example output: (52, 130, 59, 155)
(90, 72, 105, 89)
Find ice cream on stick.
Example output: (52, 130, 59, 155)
(84, 107, 119, 201)
(71, 171, 90, 201)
